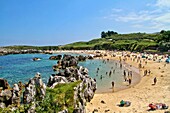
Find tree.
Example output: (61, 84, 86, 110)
(101, 31, 107, 38)
(157, 30, 170, 42)
(107, 31, 112, 37)
(160, 30, 165, 34)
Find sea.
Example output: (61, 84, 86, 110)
(0, 53, 140, 93)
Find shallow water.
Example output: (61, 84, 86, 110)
(0, 53, 139, 93)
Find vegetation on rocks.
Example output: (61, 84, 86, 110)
(35, 81, 81, 113)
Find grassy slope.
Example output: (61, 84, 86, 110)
(3, 32, 160, 51)
(60, 33, 159, 51)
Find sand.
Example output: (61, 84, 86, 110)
(52, 50, 170, 113)
(85, 51, 170, 113)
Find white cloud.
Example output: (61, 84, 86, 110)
(156, 0, 170, 8)
(103, 0, 170, 32)
(154, 13, 170, 23)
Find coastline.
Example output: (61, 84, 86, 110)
(0, 50, 169, 112)
(53, 50, 170, 112)
(52, 50, 142, 94)
(83, 50, 170, 113)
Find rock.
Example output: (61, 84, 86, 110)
(0, 89, 12, 107)
(47, 55, 97, 113)
(0, 78, 10, 90)
(23, 72, 46, 104)
(32, 57, 41, 61)
(0, 102, 5, 108)
(87, 55, 94, 60)
(11, 84, 20, 106)
(77, 55, 86, 61)
(49, 55, 62, 60)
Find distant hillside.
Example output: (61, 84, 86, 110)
(60, 32, 159, 52)
(3, 30, 170, 53)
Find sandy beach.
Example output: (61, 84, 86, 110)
(52, 50, 170, 112)
(83, 51, 170, 113)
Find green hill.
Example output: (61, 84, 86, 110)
(3, 30, 170, 53)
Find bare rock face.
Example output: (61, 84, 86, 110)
(0, 89, 12, 108)
(48, 54, 97, 113)
(73, 69, 96, 113)
(23, 72, 46, 104)
(0, 79, 12, 108)
(0, 78, 10, 90)
(11, 84, 20, 106)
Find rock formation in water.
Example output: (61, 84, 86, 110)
(48, 54, 97, 113)
(49, 55, 62, 60)
(0, 54, 96, 113)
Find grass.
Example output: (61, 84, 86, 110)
(35, 81, 81, 113)
(0, 81, 81, 113)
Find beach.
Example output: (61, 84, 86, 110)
(83, 50, 170, 113)
(1, 50, 169, 112)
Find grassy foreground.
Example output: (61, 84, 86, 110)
(0, 81, 81, 113)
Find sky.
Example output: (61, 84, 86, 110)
(0, 0, 170, 46)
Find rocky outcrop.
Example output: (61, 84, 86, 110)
(23, 72, 46, 104)
(77, 55, 86, 61)
(32, 57, 41, 61)
(11, 84, 20, 106)
(0, 49, 44, 56)
(0, 54, 96, 113)
(48, 54, 97, 113)
(0, 78, 10, 90)
(0, 89, 12, 108)
(49, 55, 62, 60)
(74, 77, 96, 113)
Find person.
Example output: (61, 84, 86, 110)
(129, 78, 132, 85)
(109, 71, 112, 77)
(148, 70, 151, 75)
(154, 77, 157, 85)
(112, 81, 114, 88)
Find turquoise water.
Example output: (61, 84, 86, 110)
(0, 53, 136, 93)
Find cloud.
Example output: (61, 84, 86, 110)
(103, 0, 170, 32)
(155, 0, 170, 8)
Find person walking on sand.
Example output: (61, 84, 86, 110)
(112, 81, 114, 88)
(129, 78, 132, 85)
(154, 77, 157, 85)
(148, 70, 151, 75)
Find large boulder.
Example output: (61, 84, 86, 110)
(0, 78, 10, 90)
(49, 55, 62, 60)
(11, 84, 20, 106)
(77, 55, 86, 61)
(23, 72, 46, 104)
(0, 89, 12, 107)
